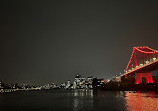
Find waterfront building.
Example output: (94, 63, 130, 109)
(65, 80, 71, 89)
(115, 76, 121, 82)
(92, 78, 106, 88)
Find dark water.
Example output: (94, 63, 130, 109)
(0, 90, 158, 111)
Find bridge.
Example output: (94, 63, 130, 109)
(124, 46, 158, 84)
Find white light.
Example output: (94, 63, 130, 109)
(153, 58, 156, 61)
(139, 64, 143, 66)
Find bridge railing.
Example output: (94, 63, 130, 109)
(126, 57, 158, 73)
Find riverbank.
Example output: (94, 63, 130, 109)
(94, 81, 158, 91)
(0, 88, 41, 93)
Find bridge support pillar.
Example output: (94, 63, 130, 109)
(135, 73, 153, 84)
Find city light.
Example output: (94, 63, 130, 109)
(145, 61, 149, 64)
(153, 58, 157, 61)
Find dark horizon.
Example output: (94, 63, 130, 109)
(1, 0, 158, 85)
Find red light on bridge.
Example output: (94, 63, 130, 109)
(124, 46, 158, 84)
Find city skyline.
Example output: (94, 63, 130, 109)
(1, 0, 158, 85)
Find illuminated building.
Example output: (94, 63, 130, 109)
(73, 75, 94, 89)
(114, 76, 121, 82)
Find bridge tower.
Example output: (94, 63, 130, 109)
(135, 73, 153, 84)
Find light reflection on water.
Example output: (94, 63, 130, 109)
(125, 91, 158, 111)
(72, 90, 94, 111)
(71, 90, 158, 111)
(0, 90, 158, 111)
(71, 90, 126, 111)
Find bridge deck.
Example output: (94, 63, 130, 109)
(124, 60, 158, 76)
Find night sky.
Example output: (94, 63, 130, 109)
(1, 0, 158, 85)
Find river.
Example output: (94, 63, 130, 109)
(0, 90, 158, 111)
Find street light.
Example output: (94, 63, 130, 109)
(145, 61, 149, 64)
(153, 58, 156, 61)
(139, 64, 143, 66)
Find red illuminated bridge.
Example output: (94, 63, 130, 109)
(124, 46, 158, 84)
